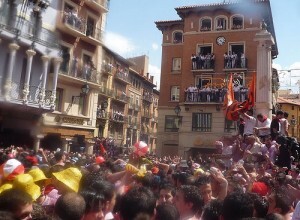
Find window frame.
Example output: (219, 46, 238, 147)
(224, 118, 237, 133)
(230, 14, 244, 30)
(165, 115, 180, 132)
(215, 15, 228, 31)
(170, 86, 180, 102)
(200, 17, 212, 32)
(172, 31, 183, 44)
(195, 75, 212, 88)
(172, 57, 181, 71)
(197, 43, 213, 56)
(192, 113, 212, 132)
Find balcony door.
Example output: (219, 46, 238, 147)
(86, 16, 95, 37)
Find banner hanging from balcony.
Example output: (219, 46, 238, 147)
(223, 73, 256, 121)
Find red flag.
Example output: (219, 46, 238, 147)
(240, 73, 256, 111)
(223, 73, 235, 108)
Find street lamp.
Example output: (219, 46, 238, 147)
(72, 83, 90, 103)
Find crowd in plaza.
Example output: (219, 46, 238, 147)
(1, 109, 300, 220)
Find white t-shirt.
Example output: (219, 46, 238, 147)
(280, 118, 288, 135)
(243, 116, 257, 135)
(292, 201, 300, 220)
(257, 118, 271, 136)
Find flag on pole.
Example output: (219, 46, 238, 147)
(223, 73, 235, 108)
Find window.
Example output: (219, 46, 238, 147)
(216, 17, 227, 30)
(192, 113, 212, 132)
(55, 88, 63, 111)
(86, 16, 95, 37)
(196, 75, 212, 88)
(165, 115, 180, 132)
(231, 15, 244, 29)
(198, 45, 212, 55)
(78, 95, 86, 115)
(60, 45, 70, 72)
(172, 58, 181, 71)
(227, 43, 246, 68)
(173, 31, 183, 43)
(225, 118, 237, 133)
(200, 18, 211, 31)
(171, 86, 180, 101)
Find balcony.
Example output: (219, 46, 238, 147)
(141, 112, 152, 119)
(101, 63, 113, 76)
(99, 86, 113, 97)
(112, 91, 130, 103)
(142, 93, 153, 103)
(191, 56, 215, 73)
(128, 103, 140, 111)
(128, 119, 140, 129)
(57, 11, 86, 37)
(223, 57, 247, 71)
(151, 117, 158, 123)
(60, 60, 101, 84)
(82, 26, 103, 46)
(6, 81, 52, 108)
(184, 90, 248, 103)
(84, 0, 109, 13)
(97, 111, 109, 120)
(110, 112, 127, 123)
(0, 15, 59, 49)
(114, 72, 130, 84)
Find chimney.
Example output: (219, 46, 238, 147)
(150, 76, 154, 83)
(146, 72, 149, 79)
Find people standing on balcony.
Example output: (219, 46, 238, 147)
(71, 57, 78, 76)
(204, 53, 211, 69)
(231, 52, 237, 68)
(211, 53, 215, 69)
(233, 84, 241, 101)
(191, 54, 197, 70)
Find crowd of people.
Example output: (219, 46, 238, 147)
(191, 53, 215, 70)
(1, 109, 300, 220)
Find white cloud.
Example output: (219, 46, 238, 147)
(152, 43, 159, 50)
(103, 32, 136, 57)
(149, 64, 161, 89)
(275, 62, 300, 93)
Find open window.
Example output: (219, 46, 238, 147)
(226, 43, 246, 68)
(200, 18, 212, 31)
(196, 75, 212, 88)
(231, 15, 244, 29)
(173, 31, 183, 43)
(171, 86, 180, 101)
(215, 16, 227, 30)
(198, 45, 212, 55)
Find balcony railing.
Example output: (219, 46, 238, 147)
(101, 63, 113, 75)
(9, 81, 52, 107)
(112, 91, 130, 103)
(142, 93, 153, 103)
(114, 72, 130, 84)
(97, 111, 109, 119)
(60, 60, 101, 83)
(128, 103, 141, 111)
(110, 112, 127, 123)
(99, 86, 113, 97)
(85, 26, 103, 43)
(0, 15, 59, 48)
(185, 90, 248, 103)
(62, 12, 86, 34)
(224, 57, 247, 69)
(191, 55, 215, 71)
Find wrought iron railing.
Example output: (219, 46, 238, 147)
(115, 72, 130, 83)
(10, 81, 52, 107)
(99, 86, 113, 97)
(112, 91, 130, 103)
(142, 93, 153, 103)
(0, 15, 59, 48)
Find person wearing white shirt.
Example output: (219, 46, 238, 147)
(241, 110, 256, 137)
(255, 113, 271, 143)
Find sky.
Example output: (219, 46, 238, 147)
(104, 0, 300, 92)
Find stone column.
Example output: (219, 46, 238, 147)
(34, 134, 44, 152)
(62, 138, 72, 152)
(254, 28, 275, 119)
(39, 55, 50, 107)
(50, 57, 63, 109)
(4, 43, 20, 100)
(85, 141, 95, 155)
(23, 49, 36, 104)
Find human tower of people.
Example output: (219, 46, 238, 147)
(0, 109, 300, 220)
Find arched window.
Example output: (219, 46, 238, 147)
(173, 31, 183, 44)
(200, 18, 212, 31)
(215, 16, 227, 30)
(231, 15, 244, 30)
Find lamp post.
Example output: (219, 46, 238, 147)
(72, 83, 90, 103)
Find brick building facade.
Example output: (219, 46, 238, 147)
(155, 0, 278, 157)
